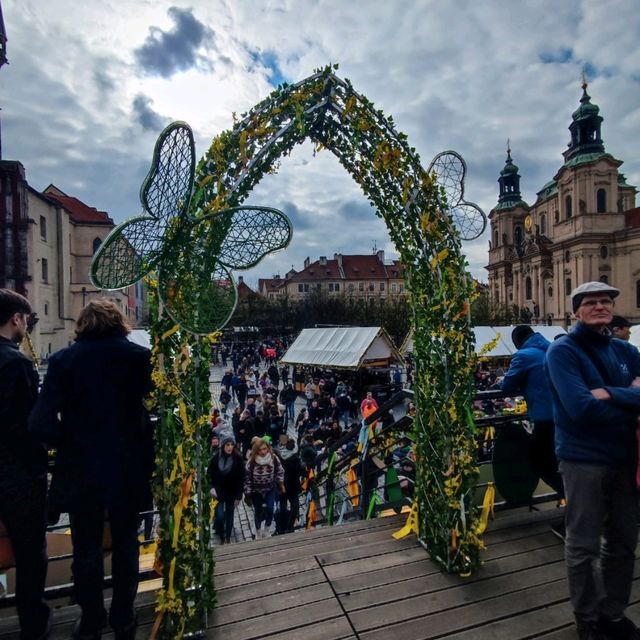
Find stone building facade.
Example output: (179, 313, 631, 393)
(0, 161, 145, 359)
(485, 83, 639, 326)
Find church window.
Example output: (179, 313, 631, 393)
(494, 230, 498, 247)
(514, 226, 523, 245)
(525, 276, 532, 300)
(600, 246, 608, 259)
(600, 275, 609, 284)
(540, 215, 546, 235)
(548, 287, 553, 298)
(565, 250, 571, 263)
(596, 189, 607, 213)
(565, 195, 573, 219)
(565, 278, 572, 296)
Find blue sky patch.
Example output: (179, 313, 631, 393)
(249, 49, 288, 87)
(539, 48, 573, 64)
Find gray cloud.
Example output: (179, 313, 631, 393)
(134, 7, 215, 78)
(132, 94, 167, 132)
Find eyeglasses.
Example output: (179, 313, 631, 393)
(579, 298, 614, 308)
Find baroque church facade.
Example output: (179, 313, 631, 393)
(485, 83, 639, 326)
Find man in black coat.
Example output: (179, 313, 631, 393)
(29, 299, 152, 640)
(0, 290, 50, 640)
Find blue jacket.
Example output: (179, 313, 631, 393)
(545, 321, 640, 466)
(499, 332, 553, 422)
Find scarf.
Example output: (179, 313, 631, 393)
(218, 452, 234, 476)
(255, 453, 273, 466)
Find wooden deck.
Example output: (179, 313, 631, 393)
(2, 506, 639, 639)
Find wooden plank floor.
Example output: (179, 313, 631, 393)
(3, 506, 639, 639)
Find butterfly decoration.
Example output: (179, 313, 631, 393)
(428, 150, 486, 241)
(91, 122, 292, 335)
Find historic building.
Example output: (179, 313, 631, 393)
(486, 82, 639, 326)
(258, 250, 406, 301)
(0, 161, 145, 359)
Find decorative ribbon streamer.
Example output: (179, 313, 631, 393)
(475, 481, 495, 534)
(160, 324, 180, 341)
(392, 500, 419, 539)
(347, 467, 360, 508)
(306, 499, 317, 529)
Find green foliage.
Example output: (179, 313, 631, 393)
(231, 292, 412, 346)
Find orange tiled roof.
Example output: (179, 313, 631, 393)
(45, 192, 113, 225)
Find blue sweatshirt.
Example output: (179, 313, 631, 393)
(499, 332, 553, 422)
(545, 321, 640, 466)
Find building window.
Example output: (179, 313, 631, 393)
(368, 282, 375, 292)
(548, 287, 553, 298)
(348, 283, 355, 292)
(600, 275, 609, 284)
(92, 237, 102, 255)
(565, 195, 573, 219)
(565, 278, 572, 296)
(40, 216, 47, 241)
(44, 302, 49, 316)
(398, 283, 403, 293)
(514, 226, 523, 245)
(42, 258, 49, 283)
(298, 284, 304, 293)
(334, 283, 340, 292)
(494, 230, 498, 248)
(359, 282, 364, 291)
(565, 250, 571, 263)
(304, 284, 309, 293)
(391, 283, 397, 293)
(600, 245, 608, 259)
(380, 282, 385, 291)
(596, 189, 607, 213)
(554, 209, 560, 223)
(525, 276, 532, 300)
(540, 214, 546, 235)
(316, 284, 321, 291)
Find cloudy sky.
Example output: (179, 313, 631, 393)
(2, 0, 639, 288)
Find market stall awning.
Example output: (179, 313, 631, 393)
(630, 325, 640, 349)
(400, 325, 567, 357)
(280, 326, 401, 369)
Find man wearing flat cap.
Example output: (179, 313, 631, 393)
(610, 315, 633, 342)
(546, 281, 640, 640)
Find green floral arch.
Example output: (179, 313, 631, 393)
(92, 65, 485, 637)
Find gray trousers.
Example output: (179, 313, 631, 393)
(559, 460, 638, 622)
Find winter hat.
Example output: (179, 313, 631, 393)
(511, 325, 535, 350)
(571, 281, 620, 312)
(609, 315, 632, 330)
(220, 434, 235, 448)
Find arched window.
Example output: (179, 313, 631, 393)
(540, 214, 546, 235)
(600, 245, 608, 259)
(494, 229, 498, 248)
(600, 275, 609, 284)
(92, 237, 102, 255)
(565, 195, 573, 219)
(597, 188, 607, 213)
(525, 276, 532, 300)
(514, 226, 523, 245)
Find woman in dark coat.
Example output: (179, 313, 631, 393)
(29, 299, 152, 640)
(207, 435, 245, 544)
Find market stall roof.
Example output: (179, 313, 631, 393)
(400, 325, 568, 357)
(280, 326, 401, 369)
(128, 328, 151, 350)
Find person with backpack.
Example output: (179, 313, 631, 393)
(243, 438, 285, 538)
(207, 435, 244, 544)
(546, 282, 640, 640)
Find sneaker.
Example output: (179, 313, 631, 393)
(551, 521, 566, 543)
(598, 616, 640, 640)
(576, 620, 605, 640)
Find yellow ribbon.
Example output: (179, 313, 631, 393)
(160, 324, 180, 341)
(392, 500, 419, 539)
(178, 400, 190, 434)
(476, 482, 496, 534)
(169, 444, 186, 482)
(167, 557, 177, 597)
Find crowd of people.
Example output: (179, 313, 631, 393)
(2, 279, 640, 640)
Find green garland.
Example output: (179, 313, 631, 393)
(91, 64, 486, 636)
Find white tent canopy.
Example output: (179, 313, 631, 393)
(400, 325, 567, 358)
(630, 325, 640, 349)
(280, 327, 401, 369)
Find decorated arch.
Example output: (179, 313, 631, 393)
(91, 65, 487, 637)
